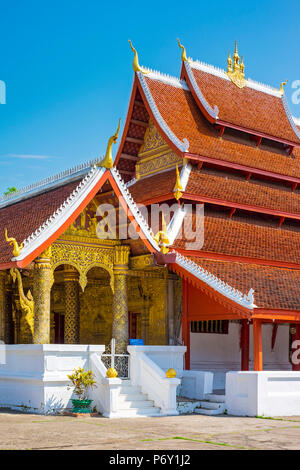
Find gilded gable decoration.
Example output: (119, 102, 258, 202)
(226, 41, 246, 89)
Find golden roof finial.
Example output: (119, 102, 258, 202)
(227, 51, 232, 73)
(154, 213, 170, 254)
(174, 164, 183, 201)
(226, 41, 246, 89)
(5, 229, 23, 258)
(98, 119, 121, 169)
(177, 38, 188, 62)
(280, 79, 288, 95)
(128, 40, 148, 74)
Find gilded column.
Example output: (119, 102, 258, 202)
(64, 266, 80, 344)
(0, 271, 6, 342)
(112, 246, 130, 353)
(33, 248, 52, 344)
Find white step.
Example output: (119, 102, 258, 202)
(198, 401, 225, 410)
(119, 385, 142, 395)
(195, 406, 225, 416)
(118, 393, 151, 402)
(204, 393, 226, 403)
(115, 407, 162, 418)
(117, 400, 155, 410)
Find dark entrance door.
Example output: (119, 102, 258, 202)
(54, 313, 65, 344)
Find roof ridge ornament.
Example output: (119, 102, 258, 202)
(280, 79, 288, 95)
(226, 41, 246, 89)
(5, 229, 23, 258)
(128, 40, 149, 74)
(177, 38, 188, 62)
(98, 119, 121, 169)
(154, 213, 170, 254)
(174, 164, 183, 201)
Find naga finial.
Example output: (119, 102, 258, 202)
(98, 119, 121, 169)
(128, 40, 148, 74)
(280, 79, 288, 95)
(174, 165, 183, 201)
(227, 51, 232, 73)
(177, 38, 188, 62)
(10, 268, 34, 335)
(5, 229, 23, 258)
(154, 213, 170, 254)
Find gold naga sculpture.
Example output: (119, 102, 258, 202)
(174, 164, 183, 201)
(128, 40, 149, 74)
(226, 41, 246, 89)
(154, 213, 170, 254)
(10, 268, 34, 335)
(98, 119, 121, 169)
(280, 79, 288, 95)
(4, 229, 23, 257)
(177, 38, 188, 62)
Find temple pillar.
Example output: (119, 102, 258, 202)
(64, 266, 80, 344)
(112, 246, 130, 353)
(0, 271, 6, 342)
(241, 319, 250, 371)
(253, 319, 263, 371)
(33, 248, 52, 344)
(182, 278, 190, 370)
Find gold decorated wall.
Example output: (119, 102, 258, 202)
(136, 119, 182, 180)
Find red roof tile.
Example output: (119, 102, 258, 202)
(0, 181, 79, 265)
(173, 213, 300, 265)
(144, 77, 300, 179)
(186, 168, 300, 215)
(186, 256, 300, 310)
(187, 65, 300, 144)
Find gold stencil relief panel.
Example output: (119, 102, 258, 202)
(79, 283, 113, 345)
(138, 119, 167, 155)
(136, 151, 181, 180)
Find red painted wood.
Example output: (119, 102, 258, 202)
(241, 320, 250, 371)
(182, 278, 190, 370)
(253, 319, 263, 371)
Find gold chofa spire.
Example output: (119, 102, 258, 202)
(177, 38, 188, 62)
(280, 79, 288, 95)
(128, 40, 148, 74)
(226, 41, 246, 89)
(98, 119, 121, 169)
(174, 164, 183, 201)
(5, 229, 23, 258)
(154, 213, 170, 254)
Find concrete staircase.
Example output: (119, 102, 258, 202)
(116, 381, 162, 418)
(195, 392, 226, 416)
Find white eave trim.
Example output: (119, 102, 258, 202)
(185, 61, 219, 119)
(110, 167, 159, 251)
(14, 166, 106, 262)
(137, 72, 190, 153)
(282, 95, 300, 141)
(189, 59, 282, 98)
(174, 251, 256, 310)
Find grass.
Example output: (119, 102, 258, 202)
(155, 436, 253, 450)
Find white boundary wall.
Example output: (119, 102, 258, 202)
(0, 344, 105, 414)
(190, 323, 291, 389)
(226, 371, 300, 416)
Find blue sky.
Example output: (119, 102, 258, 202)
(0, 0, 300, 194)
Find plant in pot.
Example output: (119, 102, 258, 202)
(67, 367, 97, 414)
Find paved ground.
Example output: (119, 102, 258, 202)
(1, 410, 300, 450)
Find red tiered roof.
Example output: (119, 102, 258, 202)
(183, 63, 300, 144)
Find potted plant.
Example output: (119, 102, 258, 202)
(67, 367, 97, 413)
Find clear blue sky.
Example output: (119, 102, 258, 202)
(0, 0, 300, 194)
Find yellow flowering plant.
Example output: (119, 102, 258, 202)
(67, 367, 97, 400)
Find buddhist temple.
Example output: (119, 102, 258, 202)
(0, 41, 300, 416)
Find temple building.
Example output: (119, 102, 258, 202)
(0, 41, 300, 412)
